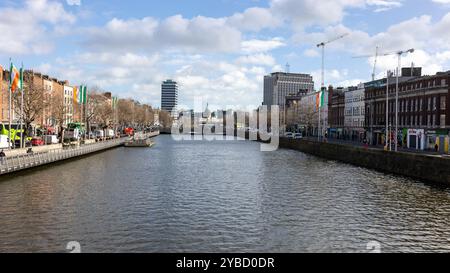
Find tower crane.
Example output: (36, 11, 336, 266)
(315, 33, 349, 141)
(316, 33, 349, 89)
(353, 47, 415, 81)
(353, 46, 380, 81)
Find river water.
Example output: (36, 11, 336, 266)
(0, 135, 449, 253)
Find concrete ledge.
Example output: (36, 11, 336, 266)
(4, 144, 62, 157)
(280, 138, 450, 186)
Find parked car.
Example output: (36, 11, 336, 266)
(294, 133, 303, 139)
(31, 137, 45, 146)
(65, 128, 81, 141)
(105, 129, 115, 139)
(44, 135, 59, 144)
(0, 135, 11, 149)
(124, 127, 134, 136)
(284, 132, 293, 138)
(95, 130, 105, 139)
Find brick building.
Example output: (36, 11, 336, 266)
(328, 86, 346, 139)
(365, 70, 450, 152)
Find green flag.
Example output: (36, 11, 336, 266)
(82, 86, 87, 105)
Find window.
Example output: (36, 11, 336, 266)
(432, 114, 436, 127)
(440, 115, 446, 128)
(433, 97, 437, 111)
(427, 115, 431, 127)
(420, 98, 423, 111)
(441, 96, 446, 110)
(428, 97, 431, 111)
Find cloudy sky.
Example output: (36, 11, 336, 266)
(1, 0, 450, 109)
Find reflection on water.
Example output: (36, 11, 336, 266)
(0, 135, 450, 253)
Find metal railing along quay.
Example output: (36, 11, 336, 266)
(0, 138, 127, 175)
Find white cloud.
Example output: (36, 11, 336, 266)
(295, 12, 450, 73)
(432, 0, 450, 3)
(85, 15, 242, 54)
(66, 0, 81, 6)
(367, 0, 402, 12)
(304, 49, 320, 58)
(241, 38, 286, 54)
(375, 49, 450, 76)
(236, 54, 276, 66)
(227, 7, 282, 32)
(0, 0, 75, 56)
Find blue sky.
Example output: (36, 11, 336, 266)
(1, 0, 450, 110)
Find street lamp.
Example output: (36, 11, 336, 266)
(394, 48, 414, 152)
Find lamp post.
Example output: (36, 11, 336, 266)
(394, 49, 414, 152)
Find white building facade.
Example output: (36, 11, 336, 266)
(63, 85, 74, 126)
(344, 83, 365, 141)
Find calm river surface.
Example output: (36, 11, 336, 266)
(1, 135, 450, 253)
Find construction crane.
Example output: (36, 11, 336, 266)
(316, 33, 349, 89)
(353, 46, 379, 81)
(315, 33, 349, 141)
(353, 47, 415, 81)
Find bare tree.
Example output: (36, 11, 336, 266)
(13, 72, 48, 139)
(117, 99, 134, 127)
(299, 105, 318, 137)
(49, 92, 67, 140)
(159, 110, 173, 129)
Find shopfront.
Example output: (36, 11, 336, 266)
(426, 129, 449, 153)
(407, 129, 425, 151)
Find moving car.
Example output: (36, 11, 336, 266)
(294, 133, 303, 139)
(284, 132, 293, 138)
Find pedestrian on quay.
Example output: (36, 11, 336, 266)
(363, 138, 369, 150)
(0, 149, 5, 165)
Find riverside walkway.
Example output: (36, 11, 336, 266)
(0, 138, 127, 176)
(0, 131, 161, 176)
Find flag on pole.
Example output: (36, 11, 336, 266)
(82, 86, 87, 105)
(112, 96, 118, 109)
(73, 86, 78, 103)
(316, 90, 324, 109)
(78, 85, 87, 104)
(9, 62, 22, 92)
(78, 85, 83, 104)
(20, 66, 23, 90)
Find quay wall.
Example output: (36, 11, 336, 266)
(279, 138, 450, 186)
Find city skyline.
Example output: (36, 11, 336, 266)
(1, 0, 450, 110)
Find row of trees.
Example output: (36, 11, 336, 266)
(11, 72, 173, 139)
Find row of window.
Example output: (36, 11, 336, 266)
(371, 95, 447, 116)
(368, 78, 448, 98)
(370, 114, 446, 128)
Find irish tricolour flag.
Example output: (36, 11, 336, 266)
(9, 62, 22, 93)
(316, 90, 324, 109)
